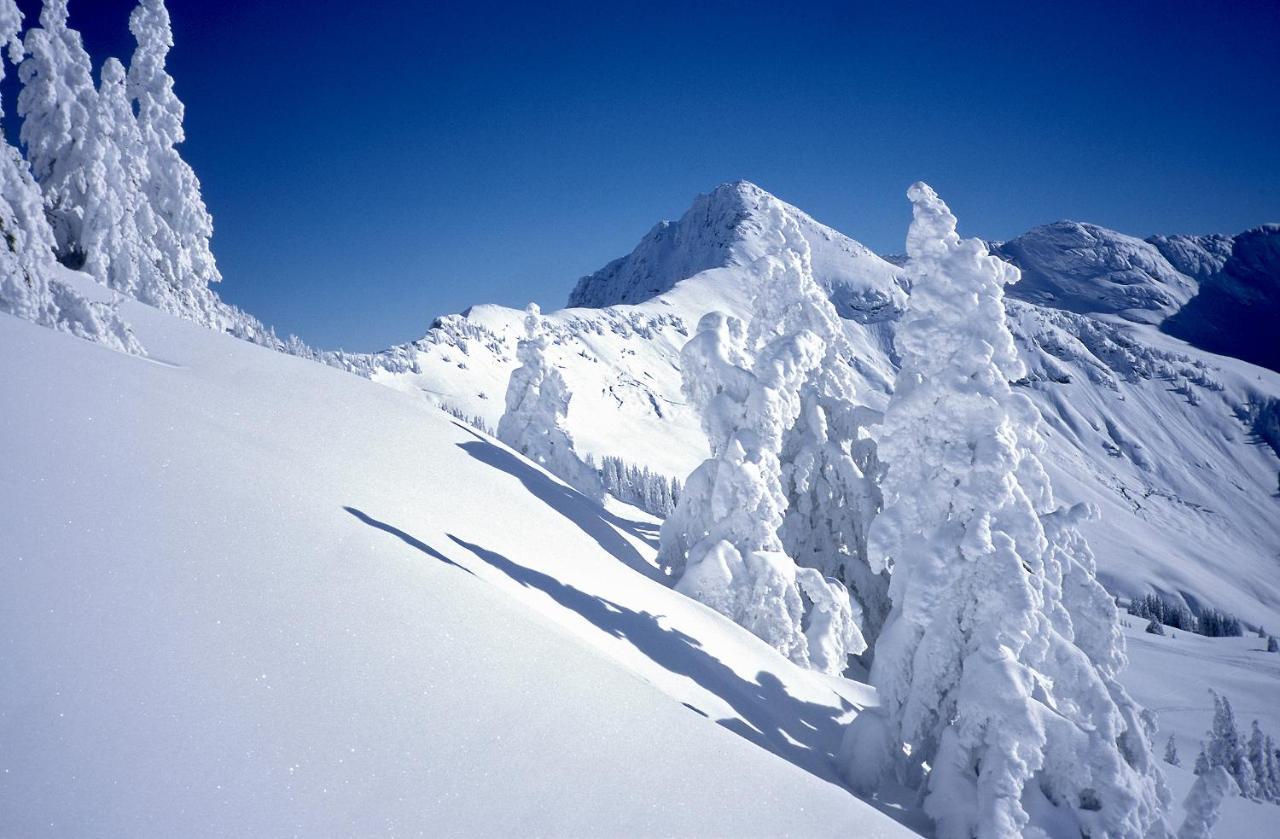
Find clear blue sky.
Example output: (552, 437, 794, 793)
(13, 0, 1280, 351)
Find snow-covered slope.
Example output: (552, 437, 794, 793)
(993, 221, 1198, 322)
(0, 276, 915, 837)
(371, 183, 1280, 633)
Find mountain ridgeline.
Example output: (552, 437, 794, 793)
(371, 181, 1280, 637)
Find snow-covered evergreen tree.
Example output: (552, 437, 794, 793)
(1177, 767, 1237, 839)
(0, 0, 139, 353)
(16, 0, 100, 262)
(126, 0, 222, 324)
(841, 183, 1170, 838)
(598, 455, 681, 517)
(754, 204, 888, 651)
(1247, 721, 1272, 802)
(1205, 691, 1256, 799)
(659, 235, 865, 673)
(84, 56, 167, 303)
(1165, 736, 1181, 767)
(497, 303, 603, 500)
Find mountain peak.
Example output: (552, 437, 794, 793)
(567, 182, 904, 321)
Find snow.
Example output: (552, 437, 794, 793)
(3, 175, 1278, 836)
(0, 275, 913, 837)
(371, 183, 1280, 638)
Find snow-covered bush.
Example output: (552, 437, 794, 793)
(841, 182, 1170, 838)
(497, 303, 604, 501)
(1146, 617, 1166, 636)
(659, 234, 866, 673)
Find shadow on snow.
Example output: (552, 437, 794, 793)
(343, 505, 854, 793)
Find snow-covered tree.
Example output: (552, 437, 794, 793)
(1194, 745, 1210, 776)
(751, 204, 888, 651)
(84, 56, 167, 303)
(1166, 736, 1181, 767)
(1247, 721, 1272, 802)
(1267, 734, 1280, 801)
(0, 0, 139, 353)
(1205, 691, 1256, 798)
(1268, 636, 1278, 653)
(497, 303, 603, 500)
(659, 233, 865, 674)
(1177, 767, 1237, 839)
(127, 0, 222, 324)
(16, 0, 99, 262)
(841, 183, 1170, 838)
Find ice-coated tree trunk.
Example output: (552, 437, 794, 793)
(841, 182, 1170, 838)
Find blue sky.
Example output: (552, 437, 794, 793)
(12, 0, 1280, 350)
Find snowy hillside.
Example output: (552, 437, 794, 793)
(0, 272, 916, 837)
(370, 182, 1280, 633)
(6, 248, 1278, 839)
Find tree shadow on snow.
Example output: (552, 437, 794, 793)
(342, 504, 853, 791)
(450, 423, 663, 579)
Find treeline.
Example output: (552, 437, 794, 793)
(1127, 592, 1244, 638)
(596, 455, 681, 517)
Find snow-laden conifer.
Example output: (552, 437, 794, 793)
(659, 229, 865, 673)
(841, 182, 1170, 838)
(17, 0, 98, 261)
(751, 203, 888, 650)
(83, 57, 167, 303)
(127, 0, 222, 324)
(1204, 691, 1256, 799)
(497, 303, 603, 500)
(0, 0, 139, 353)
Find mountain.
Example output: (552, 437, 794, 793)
(568, 180, 905, 323)
(0, 271, 916, 837)
(992, 220, 1280, 373)
(4, 193, 1279, 837)
(369, 182, 1280, 635)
